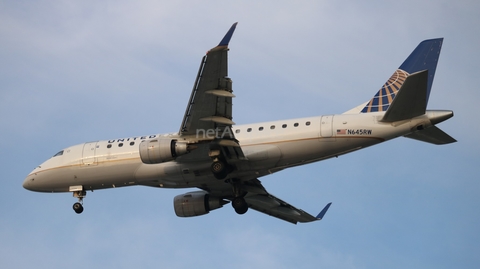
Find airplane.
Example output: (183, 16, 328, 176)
(23, 23, 456, 224)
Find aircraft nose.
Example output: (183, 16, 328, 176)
(23, 176, 33, 190)
(23, 173, 37, 191)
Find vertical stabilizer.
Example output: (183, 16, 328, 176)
(360, 38, 443, 113)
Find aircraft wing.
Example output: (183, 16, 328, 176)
(179, 23, 238, 137)
(179, 24, 331, 223)
(245, 192, 332, 224)
(202, 178, 332, 224)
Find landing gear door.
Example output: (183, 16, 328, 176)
(320, 115, 335, 140)
(82, 142, 98, 166)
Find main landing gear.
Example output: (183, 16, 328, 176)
(209, 145, 233, 180)
(230, 180, 248, 215)
(232, 197, 248, 214)
(72, 190, 86, 214)
(211, 159, 229, 179)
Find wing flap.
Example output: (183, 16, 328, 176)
(206, 90, 236, 98)
(199, 116, 235, 125)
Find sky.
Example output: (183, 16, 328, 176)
(1, 0, 479, 268)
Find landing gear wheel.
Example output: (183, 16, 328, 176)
(232, 197, 248, 215)
(73, 202, 84, 214)
(211, 160, 228, 179)
(72, 190, 86, 214)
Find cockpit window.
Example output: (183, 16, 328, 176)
(53, 150, 64, 157)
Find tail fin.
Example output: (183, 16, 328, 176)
(360, 38, 443, 113)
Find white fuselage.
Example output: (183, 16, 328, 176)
(23, 111, 429, 193)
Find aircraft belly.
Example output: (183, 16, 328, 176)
(135, 161, 213, 188)
(242, 145, 282, 169)
(274, 140, 325, 167)
(76, 161, 140, 190)
(274, 137, 380, 168)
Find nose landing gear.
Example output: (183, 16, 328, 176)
(73, 202, 83, 214)
(72, 190, 86, 214)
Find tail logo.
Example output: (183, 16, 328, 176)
(361, 69, 409, 113)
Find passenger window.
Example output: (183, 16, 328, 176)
(259, 127, 264, 131)
(306, 121, 311, 126)
(130, 142, 135, 146)
(270, 125, 275, 130)
(294, 123, 299, 127)
(247, 128, 252, 132)
(119, 143, 123, 147)
(107, 144, 112, 148)
(235, 129, 240, 134)
(282, 124, 287, 128)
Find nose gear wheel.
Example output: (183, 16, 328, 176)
(72, 190, 86, 214)
(73, 202, 83, 214)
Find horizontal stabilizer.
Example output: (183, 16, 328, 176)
(405, 126, 457, 145)
(381, 70, 428, 122)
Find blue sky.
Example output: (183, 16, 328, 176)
(1, 1, 479, 268)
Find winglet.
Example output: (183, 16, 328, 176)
(316, 202, 332, 220)
(218, 22, 238, 47)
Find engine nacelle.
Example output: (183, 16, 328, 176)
(139, 138, 189, 164)
(174, 191, 226, 217)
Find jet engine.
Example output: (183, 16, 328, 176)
(174, 191, 228, 217)
(139, 138, 190, 164)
